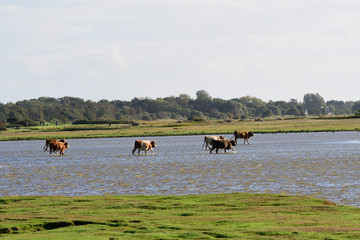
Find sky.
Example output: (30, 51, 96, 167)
(1, 0, 360, 104)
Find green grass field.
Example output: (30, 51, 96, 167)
(1, 193, 360, 239)
(1, 117, 360, 141)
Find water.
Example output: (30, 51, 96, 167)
(1, 132, 360, 206)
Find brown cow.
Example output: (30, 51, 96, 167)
(210, 139, 237, 154)
(132, 140, 157, 155)
(43, 139, 66, 152)
(49, 141, 70, 155)
(233, 131, 254, 144)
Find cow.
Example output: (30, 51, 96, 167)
(233, 131, 254, 144)
(49, 141, 70, 155)
(132, 140, 157, 155)
(202, 135, 225, 150)
(43, 139, 66, 152)
(210, 139, 237, 154)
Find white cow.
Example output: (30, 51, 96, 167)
(202, 135, 225, 150)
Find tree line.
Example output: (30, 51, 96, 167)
(1, 90, 360, 128)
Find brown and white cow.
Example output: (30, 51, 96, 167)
(202, 135, 225, 150)
(43, 139, 66, 152)
(132, 140, 157, 155)
(209, 139, 237, 154)
(49, 141, 70, 155)
(233, 131, 254, 144)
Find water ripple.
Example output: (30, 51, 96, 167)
(1, 132, 360, 207)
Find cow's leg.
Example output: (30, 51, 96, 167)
(216, 147, 219, 154)
(147, 147, 153, 155)
(210, 146, 215, 154)
(132, 147, 136, 155)
(204, 142, 209, 150)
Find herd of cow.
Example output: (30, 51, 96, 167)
(202, 131, 254, 154)
(42, 131, 254, 156)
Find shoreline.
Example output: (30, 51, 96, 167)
(0, 128, 359, 142)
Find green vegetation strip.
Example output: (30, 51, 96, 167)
(1, 118, 360, 141)
(1, 193, 360, 239)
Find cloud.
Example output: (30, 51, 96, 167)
(2, 1, 360, 103)
(18, 41, 129, 80)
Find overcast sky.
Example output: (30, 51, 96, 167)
(1, 0, 360, 104)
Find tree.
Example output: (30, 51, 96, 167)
(179, 93, 191, 100)
(286, 107, 300, 116)
(0, 91, 358, 123)
(196, 90, 212, 101)
(0, 116, 6, 131)
(266, 102, 281, 116)
(352, 101, 360, 114)
(303, 93, 326, 115)
(192, 90, 213, 114)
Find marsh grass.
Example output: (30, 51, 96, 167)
(1, 193, 360, 239)
(1, 117, 360, 141)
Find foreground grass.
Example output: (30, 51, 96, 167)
(1, 117, 360, 141)
(1, 193, 360, 239)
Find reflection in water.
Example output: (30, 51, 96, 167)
(1, 132, 360, 206)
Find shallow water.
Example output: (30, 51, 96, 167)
(1, 132, 360, 206)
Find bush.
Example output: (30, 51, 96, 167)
(6, 117, 18, 124)
(73, 120, 90, 124)
(18, 119, 38, 127)
(188, 116, 205, 122)
(73, 120, 131, 125)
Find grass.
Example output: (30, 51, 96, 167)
(1, 193, 360, 239)
(1, 117, 360, 141)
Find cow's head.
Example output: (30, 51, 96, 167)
(230, 140, 237, 146)
(248, 132, 254, 137)
(151, 141, 157, 148)
(64, 141, 70, 148)
(219, 135, 225, 139)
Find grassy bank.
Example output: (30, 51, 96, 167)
(1, 117, 360, 141)
(1, 193, 360, 239)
